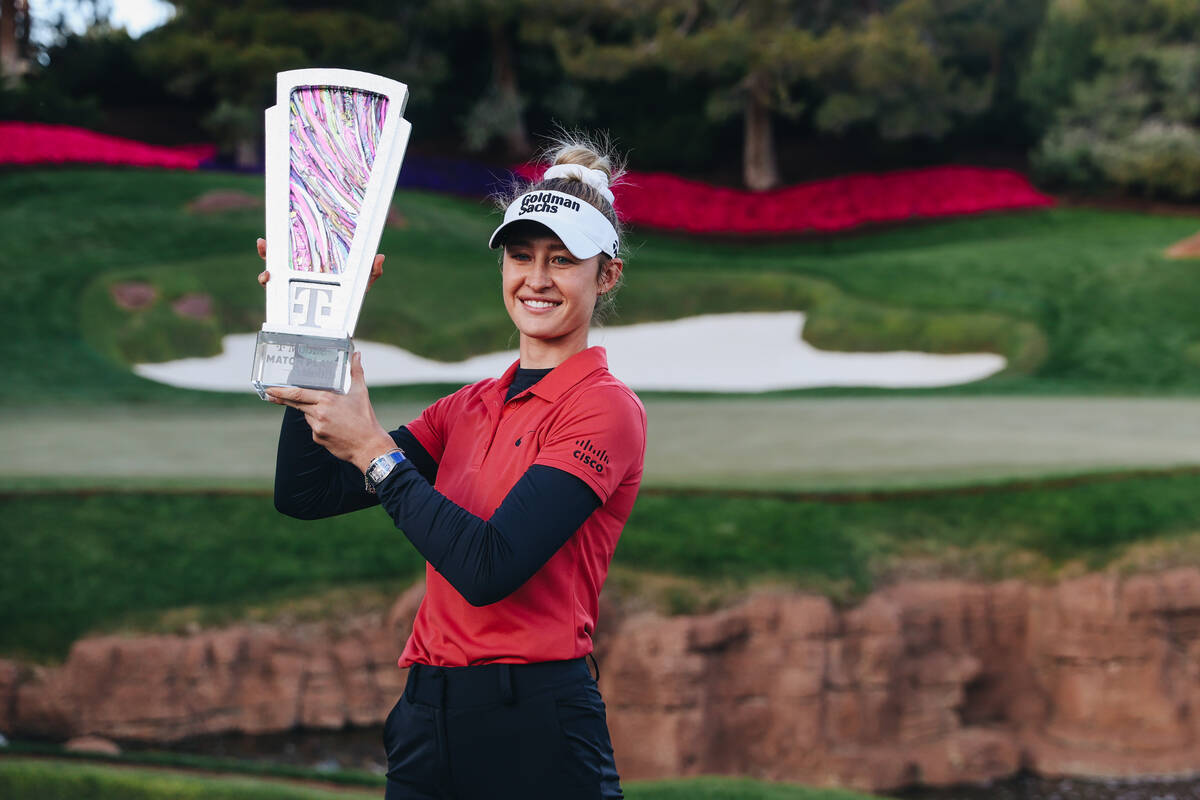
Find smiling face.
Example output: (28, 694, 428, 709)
(500, 224, 622, 368)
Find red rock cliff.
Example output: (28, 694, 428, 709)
(3, 570, 1200, 791)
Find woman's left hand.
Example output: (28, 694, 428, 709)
(265, 352, 397, 472)
(257, 237, 385, 291)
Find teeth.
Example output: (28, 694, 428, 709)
(523, 300, 558, 309)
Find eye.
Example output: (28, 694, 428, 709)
(551, 255, 576, 266)
(508, 251, 532, 262)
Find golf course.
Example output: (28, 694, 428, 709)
(8, 164, 1200, 649)
(6, 165, 1200, 797)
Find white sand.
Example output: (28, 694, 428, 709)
(133, 311, 1006, 393)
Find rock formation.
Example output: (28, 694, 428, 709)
(4, 570, 1200, 791)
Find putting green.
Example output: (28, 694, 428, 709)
(7, 396, 1200, 491)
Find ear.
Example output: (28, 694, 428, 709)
(598, 257, 623, 294)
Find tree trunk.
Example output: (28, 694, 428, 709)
(489, 19, 531, 159)
(15, 0, 27, 57)
(743, 90, 780, 191)
(0, 0, 21, 82)
(235, 136, 258, 169)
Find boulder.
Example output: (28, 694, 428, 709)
(64, 735, 120, 755)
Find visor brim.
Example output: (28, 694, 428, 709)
(488, 214, 605, 260)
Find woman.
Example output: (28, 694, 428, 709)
(260, 136, 645, 800)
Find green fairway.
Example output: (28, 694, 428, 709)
(0, 757, 378, 799)
(0, 757, 881, 800)
(6, 167, 1200, 408)
(6, 397, 1200, 492)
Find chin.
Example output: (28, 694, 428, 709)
(518, 325, 565, 341)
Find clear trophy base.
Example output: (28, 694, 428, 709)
(251, 330, 354, 400)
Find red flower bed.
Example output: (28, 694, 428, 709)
(0, 122, 1054, 233)
(0, 122, 215, 170)
(515, 164, 1054, 235)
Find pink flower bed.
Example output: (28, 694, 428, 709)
(515, 164, 1054, 235)
(0, 122, 215, 169)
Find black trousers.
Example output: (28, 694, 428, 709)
(382, 658, 623, 800)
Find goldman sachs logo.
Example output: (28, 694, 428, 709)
(520, 192, 581, 215)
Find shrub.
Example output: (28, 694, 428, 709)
(1026, 1, 1200, 198)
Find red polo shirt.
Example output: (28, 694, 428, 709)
(398, 346, 647, 667)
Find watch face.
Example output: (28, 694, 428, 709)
(369, 451, 404, 486)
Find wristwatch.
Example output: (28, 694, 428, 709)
(364, 448, 406, 494)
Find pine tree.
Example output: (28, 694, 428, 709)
(140, 1, 415, 166)
(554, 0, 820, 190)
(554, 0, 1021, 190)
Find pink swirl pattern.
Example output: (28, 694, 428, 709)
(288, 87, 389, 274)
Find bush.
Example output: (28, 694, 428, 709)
(1034, 117, 1200, 200)
(1031, 126, 1105, 188)
(1026, 1, 1200, 198)
(1096, 120, 1200, 197)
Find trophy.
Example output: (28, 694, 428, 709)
(251, 69, 411, 399)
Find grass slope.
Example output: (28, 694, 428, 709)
(7, 471, 1200, 661)
(5, 167, 1200, 405)
(0, 758, 881, 800)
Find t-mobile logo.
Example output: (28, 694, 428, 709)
(289, 282, 336, 328)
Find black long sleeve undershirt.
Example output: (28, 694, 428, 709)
(273, 406, 437, 519)
(273, 406, 601, 606)
(374, 459, 599, 606)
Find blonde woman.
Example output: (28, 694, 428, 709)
(262, 135, 644, 799)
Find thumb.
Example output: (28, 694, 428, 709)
(351, 350, 364, 380)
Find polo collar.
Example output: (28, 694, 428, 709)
(497, 346, 609, 404)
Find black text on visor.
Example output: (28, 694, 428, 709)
(488, 190, 619, 260)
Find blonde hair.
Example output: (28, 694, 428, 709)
(497, 131, 627, 324)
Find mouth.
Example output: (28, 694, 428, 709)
(519, 297, 562, 311)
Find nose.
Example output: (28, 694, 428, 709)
(525, 257, 554, 290)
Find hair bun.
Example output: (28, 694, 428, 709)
(542, 163, 615, 204)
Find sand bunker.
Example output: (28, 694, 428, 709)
(134, 312, 1006, 393)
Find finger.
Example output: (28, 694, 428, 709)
(266, 386, 318, 405)
(268, 396, 310, 411)
(367, 254, 384, 290)
(350, 350, 365, 381)
(258, 270, 269, 288)
(257, 238, 267, 260)
(263, 391, 307, 410)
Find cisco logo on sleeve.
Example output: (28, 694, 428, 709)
(572, 439, 610, 473)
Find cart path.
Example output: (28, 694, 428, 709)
(4, 397, 1200, 490)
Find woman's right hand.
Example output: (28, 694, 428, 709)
(256, 237, 386, 290)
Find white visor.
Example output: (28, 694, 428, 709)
(488, 190, 619, 259)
